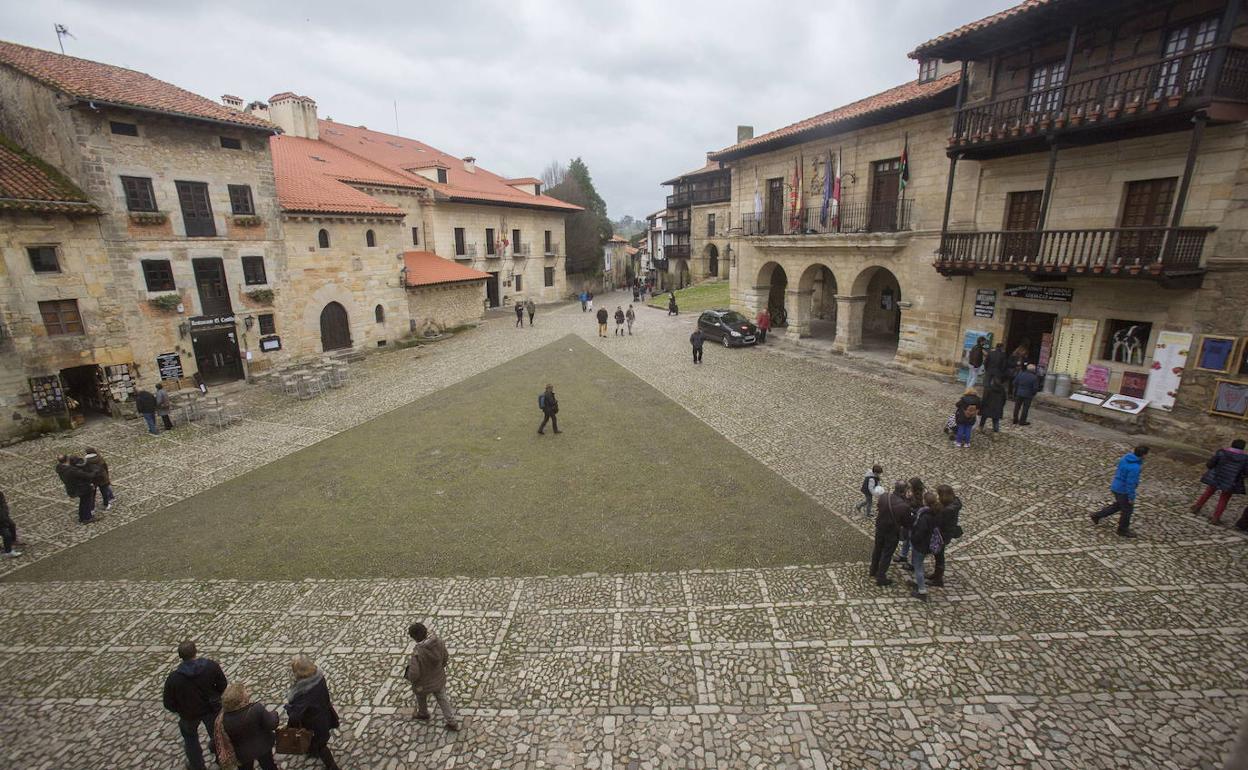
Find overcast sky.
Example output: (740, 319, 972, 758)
(5, 0, 1008, 220)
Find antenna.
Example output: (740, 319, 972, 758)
(54, 24, 75, 54)
(393, 100, 399, 135)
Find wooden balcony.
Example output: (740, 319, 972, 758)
(665, 243, 691, 259)
(454, 243, 477, 260)
(666, 184, 731, 208)
(950, 45, 1248, 159)
(934, 226, 1212, 286)
(666, 217, 691, 234)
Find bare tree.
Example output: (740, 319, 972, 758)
(540, 160, 567, 189)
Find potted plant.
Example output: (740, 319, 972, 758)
(1166, 92, 1183, 108)
(1054, 110, 1068, 129)
(1023, 118, 1038, 135)
(1145, 96, 1161, 111)
(1124, 98, 1141, 115)
(148, 293, 181, 312)
(1039, 114, 1053, 131)
(1106, 97, 1123, 119)
(245, 288, 275, 304)
(1009, 120, 1022, 137)
(129, 211, 167, 226)
(232, 215, 263, 227)
(1069, 106, 1084, 126)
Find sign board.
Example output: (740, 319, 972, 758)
(156, 352, 184, 380)
(1119, 371, 1149, 399)
(1143, 330, 1192, 412)
(189, 315, 236, 330)
(1102, 394, 1149, 414)
(1049, 318, 1098, 376)
(260, 335, 282, 352)
(1070, 390, 1109, 406)
(973, 289, 997, 318)
(1004, 284, 1074, 302)
(1083, 364, 1111, 392)
(29, 375, 65, 416)
(1211, 379, 1248, 419)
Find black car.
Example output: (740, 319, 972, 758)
(697, 309, 758, 347)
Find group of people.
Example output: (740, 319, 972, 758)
(134, 382, 175, 435)
(951, 339, 1042, 447)
(52, 447, 115, 526)
(1190, 438, 1248, 531)
(164, 624, 456, 770)
(578, 291, 595, 312)
(512, 299, 537, 328)
(859, 467, 964, 601)
(594, 304, 636, 337)
(631, 279, 653, 303)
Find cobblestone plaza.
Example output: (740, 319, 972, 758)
(0, 294, 1245, 768)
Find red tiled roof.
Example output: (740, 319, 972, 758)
(662, 160, 724, 185)
(0, 40, 276, 131)
(0, 134, 97, 214)
(505, 177, 542, 185)
(270, 135, 417, 216)
(317, 120, 582, 213)
(402, 250, 490, 287)
(910, 0, 1055, 59)
(709, 72, 961, 160)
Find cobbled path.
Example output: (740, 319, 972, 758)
(0, 291, 1245, 769)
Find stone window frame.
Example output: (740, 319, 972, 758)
(544, 266, 555, 287)
(366, 229, 376, 248)
(411, 226, 419, 246)
(121, 175, 158, 212)
(454, 227, 466, 255)
(141, 259, 176, 292)
(485, 228, 496, 255)
(228, 184, 255, 215)
(374, 304, 385, 323)
(707, 213, 716, 237)
(219, 136, 243, 150)
(258, 313, 276, 335)
(318, 229, 331, 249)
(38, 298, 84, 336)
(26, 244, 61, 273)
(514, 274, 522, 292)
(241, 256, 267, 286)
(109, 121, 139, 137)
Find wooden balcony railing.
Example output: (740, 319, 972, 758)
(665, 243, 691, 259)
(934, 226, 1212, 276)
(666, 184, 731, 208)
(666, 217, 691, 234)
(513, 242, 532, 257)
(952, 45, 1248, 149)
(742, 199, 914, 236)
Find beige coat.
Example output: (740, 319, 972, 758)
(405, 635, 449, 694)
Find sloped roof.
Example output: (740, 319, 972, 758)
(910, 0, 1062, 59)
(317, 120, 581, 213)
(662, 160, 725, 185)
(270, 135, 416, 216)
(0, 40, 276, 132)
(710, 72, 961, 161)
(0, 134, 97, 214)
(402, 250, 490, 287)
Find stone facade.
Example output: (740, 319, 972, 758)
(406, 281, 488, 332)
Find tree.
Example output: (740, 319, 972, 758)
(545, 157, 612, 275)
(540, 160, 567, 189)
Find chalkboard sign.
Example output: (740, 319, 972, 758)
(974, 289, 997, 319)
(156, 352, 184, 380)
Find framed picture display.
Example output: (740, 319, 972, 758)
(1238, 337, 1248, 377)
(1196, 335, 1238, 373)
(1211, 379, 1248, 420)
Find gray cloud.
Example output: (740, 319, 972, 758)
(4, 0, 1008, 218)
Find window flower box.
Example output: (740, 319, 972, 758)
(245, 288, 275, 304)
(129, 211, 168, 226)
(148, 293, 181, 312)
(232, 215, 263, 228)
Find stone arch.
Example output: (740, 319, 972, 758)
(849, 265, 903, 353)
(795, 263, 838, 340)
(317, 228, 330, 248)
(705, 244, 719, 279)
(669, 258, 691, 289)
(755, 261, 789, 327)
(320, 301, 352, 351)
(365, 229, 376, 248)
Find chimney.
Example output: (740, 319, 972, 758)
(268, 93, 319, 139)
(463, 156, 476, 173)
(221, 94, 243, 110)
(737, 125, 754, 142)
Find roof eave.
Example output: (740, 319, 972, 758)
(71, 97, 280, 134)
(0, 197, 99, 214)
(405, 277, 488, 289)
(280, 207, 405, 218)
(445, 194, 582, 213)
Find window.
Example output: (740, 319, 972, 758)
(366, 229, 376, 247)
(707, 213, 716, 237)
(110, 121, 138, 136)
(176, 180, 216, 237)
(375, 304, 385, 323)
(485, 228, 496, 255)
(1102, 319, 1153, 365)
(141, 259, 176, 292)
(454, 227, 466, 255)
(544, 230, 553, 254)
(38, 299, 84, 335)
(436, 168, 448, 184)
(411, 226, 419, 246)
(535, 182, 542, 196)
(514, 275, 522, 292)
(27, 245, 60, 273)
(121, 176, 157, 212)
(258, 313, 276, 335)
(241, 256, 267, 285)
(318, 229, 330, 248)
(1158, 17, 1220, 97)
(918, 59, 939, 83)
(512, 229, 521, 252)
(1027, 60, 1067, 114)
(544, 266, 555, 287)
(228, 184, 255, 215)
(220, 136, 242, 150)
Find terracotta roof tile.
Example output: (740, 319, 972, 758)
(662, 160, 724, 185)
(0, 40, 276, 131)
(710, 72, 961, 160)
(402, 250, 490, 287)
(0, 133, 97, 214)
(505, 177, 542, 185)
(270, 135, 416, 216)
(317, 120, 581, 213)
(910, 0, 1054, 59)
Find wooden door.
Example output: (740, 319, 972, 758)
(869, 159, 901, 232)
(1002, 190, 1044, 262)
(192, 258, 232, 316)
(176, 181, 216, 237)
(192, 329, 243, 383)
(319, 302, 352, 351)
(1117, 178, 1176, 264)
(765, 178, 784, 234)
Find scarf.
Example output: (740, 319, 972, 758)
(285, 671, 324, 706)
(214, 711, 239, 770)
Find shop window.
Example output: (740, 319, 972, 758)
(39, 299, 84, 335)
(375, 304, 385, 323)
(1102, 319, 1152, 365)
(228, 184, 255, 215)
(544, 266, 555, 287)
(258, 313, 276, 335)
(366, 229, 376, 247)
(241, 256, 267, 285)
(110, 121, 139, 136)
(318, 229, 330, 248)
(121, 175, 157, 212)
(27, 245, 60, 273)
(141, 259, 176, 292)
(220, 136, 242, 150)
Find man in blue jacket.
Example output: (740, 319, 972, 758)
(1091, 445, 1149, 537)
(1012, 364, 1041, 425)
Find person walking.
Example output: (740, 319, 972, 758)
(953, 389, 981, 448)
(907, 491, 942, 601)
(514, 302, 525, 328)
(0, 489, 21, 558)
(285, 656, 342, 770)
(525, 298, 536, 326)
(966, 337, 987, 389)
(756, 308, 771, 343)
(537, 384, 560, 435)
(614, 306, 626, 336)
(219, 682, 279, 770)
(1091, 445, 1149, 538)
(580, 291, 588, 312)
(927, 484, 963, 587)
(855, 464, 884, 517)
(690, 329, 705, 364)
(587, 292, 594, 313)
(1012, 364, 1040, 425)
(595, 306, 609, 337)
(155, 383, 174, 430)
(163, 640, 228, 770)
(1191, 438, 1248, 525)
(667, 293, 679, 316)
(84, 447, 115, 511)
(897, 477, 925, 568)
(63, 455, 98, 524)
(625, 304, 636, 335)
(55, 454, 71, 494)
(869, 482, 912, 586)
(1006, 344, 1029, 398)
(979, 376, 1006, 433)
(135, 387, 159, 435)
(405, 622, 459, 731)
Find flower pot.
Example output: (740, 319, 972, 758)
(1166, 94, 1182, 108)
(1106, 109, 1120, 120)
(1146, 99, 1160, 111)
(1125, 101, 1140, 114)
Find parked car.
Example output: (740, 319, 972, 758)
(697, 309, 758, 347)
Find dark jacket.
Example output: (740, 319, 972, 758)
(596, 308, 609, 324)
(690, 331, 704, 349)
(981, 380, 1007, 420)
(0, 490, 11, 527)
(875, 492, 912, 535)
(1013, 369, 1040, 399)
(985, 347, 1008, 377)
(222, 702, 278, 763)
(162, 657, 227, 720)
(955, 394, 982, 426)
(84, 453, 110, 486)
(541, 392, 558, 415)
(135, 390, 157, 414)
(515, 304, 524, 317)
(938, 496, 963, 539)
(55, 461, 72, 496)
(285, 675, 340, 749)
(1111, 452, 1145, 500)
(61, 463, 97, 498)
(1201, 447, 1248, 494)
(614, 309, 625, 323)
(909, 505, 937, 555)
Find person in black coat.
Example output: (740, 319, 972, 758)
(928, 484, 963, 587)
(1191, 439, 1248, 524)
(135, 388, 159, 434)
(61, 456, 98, 524)
(979, 376, 1007, 433)
(869, 482, 912, 586)
(690, 329, 705, 364)
(1012, 364, 1041, 425)
(538, 384, 560, 435)
(0, 489, 19, 558)
(163, 641, 228, 770)
(984, 343, 1008, 381)
(220, 682, 279, 770)
(285, 656, 342, 770)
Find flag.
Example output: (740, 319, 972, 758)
(819, 150, 833, 228)
(831, 149, 842, 230)
(898, 133, 910, 194)
(789, 156, 802, 233)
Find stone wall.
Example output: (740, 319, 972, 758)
(690, 201, 730, 281)
(405, 281, 485, 332)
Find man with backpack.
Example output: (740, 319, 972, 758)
(537, 384, 560, 435)
(966, 337, 987, 389)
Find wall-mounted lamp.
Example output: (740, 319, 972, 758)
(244, 315, 255, 331)
(177, 322, 189, 339)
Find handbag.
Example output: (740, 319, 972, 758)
(274, 726, 314, 755)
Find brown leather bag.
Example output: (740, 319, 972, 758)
(274, 726, 313, 755)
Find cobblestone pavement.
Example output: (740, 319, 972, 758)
(1, 291, 1246, 768)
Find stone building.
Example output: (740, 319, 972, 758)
(914, 0, 1248, 443)
(661, 160, 732, 287)
(645, 209, 667, 287)
(0, 40, 282, 437)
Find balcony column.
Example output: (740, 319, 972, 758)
(743, 284, 770, 315)
(833, 295, 867, 352)
(784, 288, 813, 339)
(1164, 113, 1208, 261)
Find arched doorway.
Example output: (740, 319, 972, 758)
(797, 263, 837, 340)
(852, 266, 902, 354)
(320, 301, 352, 351)
(706, 244, 719, 279)
(757, 261, 788, 327)
(669, 259, 691, 289)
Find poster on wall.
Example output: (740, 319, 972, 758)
(1211, 379, 1248, 419)
(1196, 335, 1237, 372)
(156, 352, 183, 380)
(960, 330, 993, 382)
(1083, 364, 1111, 391)
(1039, 332, 1054, 370)
(1119, 371, 1149, 399)
(1102, 394, 1149, 414)
(974, 289, 997, 319)
(1238, 339, 1248, 376)
(1143, 330, 1192, 412)
(1049, 318, 1098, 375)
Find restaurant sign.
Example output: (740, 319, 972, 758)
(189, 315, 236, 330)
(1004, 284, 1073, 302)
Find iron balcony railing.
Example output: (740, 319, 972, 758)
(665, 243, 691, 259)
(543, 242, 560, 256)
(514, 242, 532, 256)
(454, 243, 477, 259)
(742, 199, 914, 236)
(667, 217, 691, 234)
(934, 226, 1212, 275)
(952, 45, 1248, 147)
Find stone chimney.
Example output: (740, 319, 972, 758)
(268, 93, 320, 139)
(221, 94, 243, 110)
(737, 125, 754, 143)
(462, 156, 476, 173)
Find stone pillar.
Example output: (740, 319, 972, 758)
(834, 295, 867, 351)
(785, 288, 813, 339)
(742, 284, 769, 315)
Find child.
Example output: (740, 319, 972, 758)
(855, 465, 884, 517)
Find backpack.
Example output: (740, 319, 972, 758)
(968, 346, 984, 368)
(860, 474, 878, 496)
(929, 527, 945, 555)
(538, 393, 546, 411)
